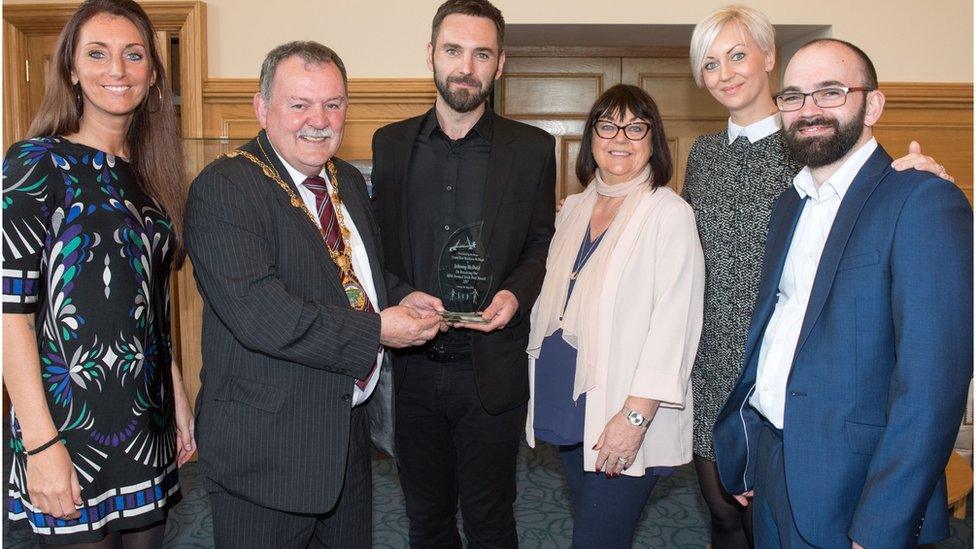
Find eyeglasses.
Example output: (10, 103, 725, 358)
(775, 86, 873, 112)
(594, 120, 651, 141)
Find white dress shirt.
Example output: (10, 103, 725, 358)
(727, 113, 782, 144)
(749, 137, 878, 428)
(272, 147, 383, 406)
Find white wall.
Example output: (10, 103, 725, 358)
(8, 0, 973, 82)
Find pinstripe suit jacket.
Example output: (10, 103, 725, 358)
(185, 130, 392, 514)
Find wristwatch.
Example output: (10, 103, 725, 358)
(622, 406, 650, 428)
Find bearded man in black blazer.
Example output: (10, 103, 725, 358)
(372, 1, 556, 546)
(185, 42, 441, 548)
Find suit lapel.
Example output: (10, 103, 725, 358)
(742, 188, 806, 370)
(793, 146, 891, 358)
(394, 116, 426, 280)
(480, 112, 515, 245)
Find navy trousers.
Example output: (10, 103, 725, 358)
(558, 443, 661, 549)
(753, 421, 849, 548)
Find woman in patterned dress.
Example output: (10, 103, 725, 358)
(682, 6, 953, 548)
(2, 0, 195, 546)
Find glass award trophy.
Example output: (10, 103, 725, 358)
(438, 222, 493, 324)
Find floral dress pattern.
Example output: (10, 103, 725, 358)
(2, 137, 180, 543)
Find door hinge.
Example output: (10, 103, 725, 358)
(25, 59, 30, 83)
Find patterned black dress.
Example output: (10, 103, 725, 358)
(2, 137, 180, 543)
(682, 129, 801, 461)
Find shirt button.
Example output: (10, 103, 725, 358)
(775, 339, 781, 345)
(446, 185, 453, 191)
(444, 225, 450, 231)
(807, 251, 814, 258)
(763, 385, 769, 391)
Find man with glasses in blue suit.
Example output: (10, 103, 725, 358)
(713, 38, 972, 549)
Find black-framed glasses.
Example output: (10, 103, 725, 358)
(594, 120, 651, 140)
(775, 86, 873, 112)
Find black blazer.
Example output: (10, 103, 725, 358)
(372, 110, 556, 414)
(185, 130, 394, 514)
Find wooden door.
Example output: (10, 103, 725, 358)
(25, 34, 60, 126)
(497, 56, 621, 199)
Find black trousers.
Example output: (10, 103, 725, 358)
(395, 357, 526, 548)
(206, 405, 372, 549)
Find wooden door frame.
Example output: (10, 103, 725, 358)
(2, 0, 207, 146)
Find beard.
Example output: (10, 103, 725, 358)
(434, 66, 495, 113)
(785, 101, 866, 168)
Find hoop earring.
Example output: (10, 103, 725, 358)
(144, 83, 163, 114)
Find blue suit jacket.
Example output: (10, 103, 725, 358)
(713, 145, 973, 548)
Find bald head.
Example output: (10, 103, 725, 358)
(794, 38, 878, 90)
(780, 38, 886, 171)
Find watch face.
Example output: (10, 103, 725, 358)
(627, 411, 644, 426)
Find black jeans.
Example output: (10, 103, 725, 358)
(395, 356, 526, 548)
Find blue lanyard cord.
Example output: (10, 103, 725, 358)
(562, 226, 607, 316)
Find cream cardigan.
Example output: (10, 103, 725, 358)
(526, 186, 705, 476)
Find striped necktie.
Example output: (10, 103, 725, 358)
(302, 175, 343, 252)
(302, 175, 377, 390)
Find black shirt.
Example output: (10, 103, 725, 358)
(406, 108, 492, 351)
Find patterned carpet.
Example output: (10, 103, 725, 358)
(5, 442, 973, 548)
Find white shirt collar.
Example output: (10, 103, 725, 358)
(727, 113, 782, 144)
(793, 137, 878, 203)
(266, 140, 328, 187)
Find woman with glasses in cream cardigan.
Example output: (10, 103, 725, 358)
(526, 83, 704, 549)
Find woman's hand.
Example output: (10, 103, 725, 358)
(593, 412, 647, 476)
(172, 363, 197, 467)
(26, 441, 82, 519)
(594, 396, 660, 476)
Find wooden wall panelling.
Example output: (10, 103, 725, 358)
(875, 83, 973, 203)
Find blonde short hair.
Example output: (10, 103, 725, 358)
(689, 5, 775, 87)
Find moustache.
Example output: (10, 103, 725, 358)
(447, 75, 480, 89)
(789, 117, 838, 133)
(298, 128, 334, 139)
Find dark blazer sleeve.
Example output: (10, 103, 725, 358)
(499, 134, 556, 319)
(848, 177, 973, 546)
(185, 161, 380, 379)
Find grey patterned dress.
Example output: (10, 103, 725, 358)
(681, 129, 801, 460)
